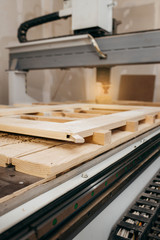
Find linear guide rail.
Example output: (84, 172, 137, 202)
(1, 132, 160, 240)
(7, 30, 160, 71)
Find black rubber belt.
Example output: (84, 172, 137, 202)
(18, 12, 70, 43)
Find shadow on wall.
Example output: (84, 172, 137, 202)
(0, 36, 18, 104)
(27, 68, 96, 103)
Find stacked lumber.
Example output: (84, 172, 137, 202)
(0, 103, 159, 178)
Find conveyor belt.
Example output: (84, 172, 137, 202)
(1, 133, 160, 240)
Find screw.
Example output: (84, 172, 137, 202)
(19, 181, 24, 185)
(81, 173, 88, 178)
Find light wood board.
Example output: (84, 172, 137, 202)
(0, 104, 159, 143)
(0, 103, 159, 178)
(0, 120, 159, 178)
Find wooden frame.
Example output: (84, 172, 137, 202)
(0, 103, 159, 144)
(0, 103, 159, 179)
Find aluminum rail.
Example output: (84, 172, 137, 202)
(7, 30, 160, 70)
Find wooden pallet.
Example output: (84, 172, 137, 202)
(0, 103, 159, 178)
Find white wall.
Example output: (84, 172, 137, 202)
(111, 0, 160, 102)
(0, 0, 160, 104)
(0, 0, 96, 104)
(0, 0, 44, 104)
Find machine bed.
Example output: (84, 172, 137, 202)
(0, 103, 160, 240)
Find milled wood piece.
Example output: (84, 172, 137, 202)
(121, 120, 139, 132)
(86, 130, 111, 145)
(21, 115, 78, 123)
(51, 111, 101, 118)
(12, 120, 160, 178)
(75, 109, 121, 115)
(144, 115, 156, 124)
(70, 135, 85, 143)
(0, 104, 82, 117)
(157, 112, 160, 119)
(0, 104, 159, 143)
(0, 107, 159, 143)
(112, 100, 160, 107)
(0, 103, 141, 118)
(0, 136, 61, 168)
(0, 105, 10, 108)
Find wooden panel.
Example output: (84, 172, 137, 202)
(21, 115, 78, 123)
(51, 111, 101, 118)
(11, 119, 160, 178)
(0, 104, 81, 117)
(0, 135, 61, 168)
(118, 75, 155, 101)
(112, 100, 160, 107)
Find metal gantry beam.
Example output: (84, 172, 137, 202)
(7, 30, 160, 71)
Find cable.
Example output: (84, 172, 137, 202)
(88, 34, 107, 59)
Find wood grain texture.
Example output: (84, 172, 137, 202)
(0, 103, 159, 178)
(21, 115, 78, 123)
(0, 134, 62, 168)
(86, 130, 111, 145)
(121, 121, 139, 132)
(12, 119, 160, 178)
(0, 108, 159, 142)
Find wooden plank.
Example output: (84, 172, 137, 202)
(21, 115, 78, 123)
(75, 109, 122, 115)
(0, 135, 62, 168)
(0, 104, 83, 117)
(0, 107, 159, 143)
(51, 111, 101, 118)
(86, 130, 111, 145)
(0, 133, 20, 147)
(0, 117, 73, 142)
(64, 109, 160, 137)
(112, 100, 160, 107)
(77, 104, 141, 110)
(121, 120, 139, 132)
(0, 105, 10, 108)
(144, 114, 156, 124)
(12, 119, 160, 178)
(70, 135, 85, 143)
(0, 103, 147, 117)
